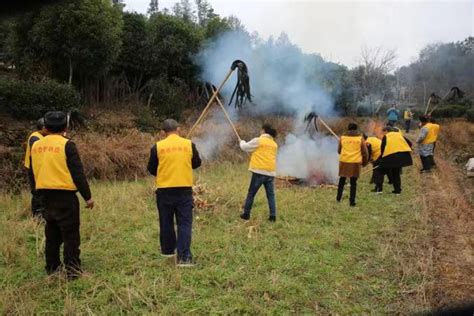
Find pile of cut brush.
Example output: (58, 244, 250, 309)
(193, 183, 217, 212)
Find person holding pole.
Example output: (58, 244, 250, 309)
(364, 134, 384, 193)
(147, 119, 201, 267)
(239, 124, 278, 222)
(336, 123, 368, 206)
(30, 111, 94, 279)
(379, 126, 413, 194)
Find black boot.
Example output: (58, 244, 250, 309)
(349, 177, 357, 206)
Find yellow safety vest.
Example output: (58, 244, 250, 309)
(432, 123, 440, 141)
(422, 123, 438, 144)
(24, 131, 44, 169)
(340, 136, 363, 163)
(366, 136, 382, 161)
(31, 135, 77, 191)
(404, 111, 412, 120)
(382, 132, 412, 157)
(156, 134, 193, 188)
(249, 135, 278, 172)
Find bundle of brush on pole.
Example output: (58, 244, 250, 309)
(188, 59, 251, 138)
(228, 60, 252, 109)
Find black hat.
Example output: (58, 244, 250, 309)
(44, 111, 67, 132)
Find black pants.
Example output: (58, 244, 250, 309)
(420, 155, 433, 171)
(337, 177, 357, 204)
(41, 191, 81, 275)
(31, 190, 44, 217)
(156, 190, 193, 261)
(373, 167, 385, 191)
(404, 120, 411, 133)
(389, 167, 402, 193)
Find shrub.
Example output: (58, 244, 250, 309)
(466, 108, 474, 123)
(148, 77, 188, 120)
(431, 104, 471, 118)
(0, 78, 81, 119)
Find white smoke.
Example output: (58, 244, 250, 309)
(193, 31, 340, 180)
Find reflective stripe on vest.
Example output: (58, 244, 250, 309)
(366, 136, 382, 161)
(422, 123, 438, 144)
(382, 132, 412, 157)
(156, 134, 193, 188)
(249, 136, 278, 172)
(24, 131, 44, 169)
(340, 136, 363, 163)
(31, 135, 77, 191)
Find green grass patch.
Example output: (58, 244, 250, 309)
(0, 162, 427, 314)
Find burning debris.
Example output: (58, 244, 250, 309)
(228, 60, 252, 109)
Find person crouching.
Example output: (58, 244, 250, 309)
(337, 123, 368, 207)
(239, 124, 278, 222)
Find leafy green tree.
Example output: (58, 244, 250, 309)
(10, 0, 123, 85)
(195, 0, 216, 26)
(147, 0, 159, 16)
(172, 0, 196, 23)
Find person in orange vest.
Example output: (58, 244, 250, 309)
(147, 119, 201, 267)
(337, 123, 368, 206)
(429, 117, 440, 167)
(239, 124, 278, 221)
(30, 111, 94, 279)
(416, 115, 438, 172)
(379, 126, 413, 194)
(364, 133, 383, 193)
(403, 107, 413, 133)
(24, 117, 47, 217)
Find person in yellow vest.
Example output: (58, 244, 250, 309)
(379, 126, 413, 194)
(239, 124, 278, 221)
(429, 117, 440, 167)
(337, 123, 368, 206)
(364, 133, 384, 193)
(147, 119, 201, 267)
(30, 111, 94, 279)
(416, 115, 438, 172)
(404, 107, 413, 133)
(24, 117, 47, 217)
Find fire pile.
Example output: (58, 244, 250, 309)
(276, 170, 337, 188)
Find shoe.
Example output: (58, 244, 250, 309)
(336, 198, 341, 202)
(268, 216, 276, 222)
(161, 253, 175, 258)
(392, 191, 401, 195)
(177, 258, 195, 268)
(371, 189, 383, 194)
(350, 202, 356, 207)
(240, 213, 250, 220)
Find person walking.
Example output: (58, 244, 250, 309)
(239, 124, 278, 221)
(403, 107, 413, 133)
(387, 104, 400, 126)
(24, 117, 47, 217)
(147, 119, 201, 267)
(379, 126, 413, 194)
(336, 123, 368, 206)
(416, 115, 438, 172)
(30, 111, 93, 279)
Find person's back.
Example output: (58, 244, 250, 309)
(387, 106, 399, 123)
(147, 119, 201, 267)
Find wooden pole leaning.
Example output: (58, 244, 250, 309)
(211, 87, 242, 141)
(317, 117, 340, 140)
(187, 68, 235, 138)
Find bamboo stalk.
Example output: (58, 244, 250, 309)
(211, 87, 242, 141)
(361, 165, 379, 176)
(317, 117, 340, 140)
(187, 68, 234, 138)
(424, 96, 432, 115)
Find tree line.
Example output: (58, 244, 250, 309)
(0, 0, 472, 120)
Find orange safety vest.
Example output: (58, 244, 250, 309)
(31, 135, 77, 191)
(339, 135, 363, 163)
(382, 132, 411, 157)
(156, 134, 193, 188)
(249, 135, 278, 172)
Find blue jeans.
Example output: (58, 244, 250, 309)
(156, 190, 193, 261)
(243, 173, 276, 217)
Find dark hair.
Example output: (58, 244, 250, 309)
(44, 111, 67, 133)
(419, 115, 428, 123)
(36, 117, 45, 130)
(348, 123, 358, 131)
(262, 123, 277, 138)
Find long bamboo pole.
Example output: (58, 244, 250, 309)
(360, 165, 379, 176)
(187, 68, 234, 138)
(317, 117, 340, 140)
(211, 87, 242, 141)
(424, 96, 432, 115)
